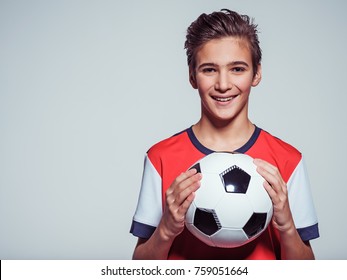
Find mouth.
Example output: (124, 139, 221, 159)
(212, 95, 239, 102)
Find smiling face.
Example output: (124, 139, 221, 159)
(190, 36, 261, 127)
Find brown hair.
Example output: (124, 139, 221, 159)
(184, 9, 262, 75)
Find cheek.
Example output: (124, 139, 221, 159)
(196, 76, 215, 92)
(233, 76, 254, 92)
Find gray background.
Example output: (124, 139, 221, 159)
(1, 0, 346, 259)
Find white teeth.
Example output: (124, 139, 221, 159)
(213, 96, 233, 102)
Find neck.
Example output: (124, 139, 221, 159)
(192, 117, 255, 152)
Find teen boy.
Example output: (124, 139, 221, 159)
(130, 9, 319, 259)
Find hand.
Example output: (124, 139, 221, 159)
(159, 168, 202, 241)
(253, 159, 295, 233)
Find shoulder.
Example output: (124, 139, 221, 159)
(147, 128, 190, 158)
(260, 129, 301, 156)
(146, 127, 206, 178)
(145, 128, 189, 169)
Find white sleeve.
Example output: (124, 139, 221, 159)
(287, 156, 318, 229)
(132, 154, 163, 228)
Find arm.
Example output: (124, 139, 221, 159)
(253, 159, 315, 260)
(132, 169, 202, 260)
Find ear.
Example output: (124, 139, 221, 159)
(189, 67, 198, 89)
(252, 64, 262, 87)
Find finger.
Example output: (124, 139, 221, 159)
(254, 159, 285, 192)
(168, 168, 198, 192)
(253, 158, 278, 177)
(166, 171, 201, 207)
(166, 188, 198, 226)
(176, 191, 196, 218)
(166, 170, 196, 199)
(264, 171, 286, 194)
(173, 174, 201, 206)
(263, 180, 280, 204)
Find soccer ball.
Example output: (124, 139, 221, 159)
(185, 152, 273, 248)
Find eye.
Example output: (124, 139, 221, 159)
(231, 67, 245, 73)
(202, 67, 216, 73)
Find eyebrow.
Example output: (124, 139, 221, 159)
(197, 61, 250, 70)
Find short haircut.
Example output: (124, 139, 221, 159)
(184, 9, 262, 75)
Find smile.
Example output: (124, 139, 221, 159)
(212, 96, 238, 102)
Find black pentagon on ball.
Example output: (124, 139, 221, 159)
(220, 165, 251, 193)
(193, 208, 221, 236)
(243, 213, 267, 238)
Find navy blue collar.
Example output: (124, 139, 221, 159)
(186, 125, 261, 155)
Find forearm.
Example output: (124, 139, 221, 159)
(280, 226, 315, 260)
(132, 226, 175, 260)
(133, 169, 201, 260)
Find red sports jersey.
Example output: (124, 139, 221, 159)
(130, 126, 319, 259)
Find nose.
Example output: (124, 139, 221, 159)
(215, 71, 232, 93)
